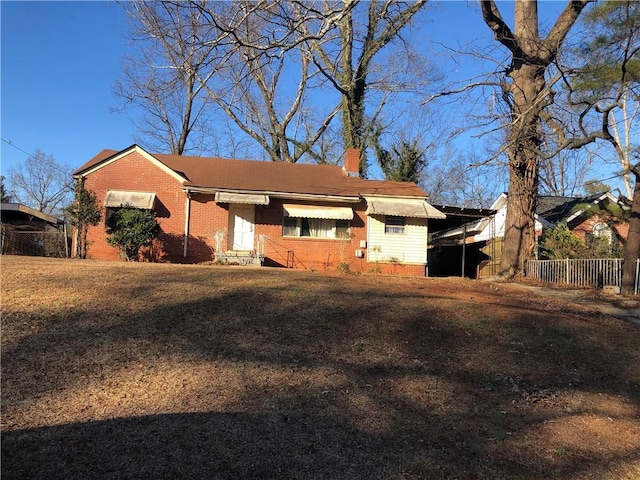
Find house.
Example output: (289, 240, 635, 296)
(72, 145, 445, 276)
(1, 202, 67, 257)
(429, 191, 629, 278)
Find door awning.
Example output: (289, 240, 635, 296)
(104, 190, 156, 209)
(283, 204, 354, 220)
(215, 192, 270, 205)
(365, 197, 446, 219)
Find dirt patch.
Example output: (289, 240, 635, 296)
(2, 256, 639, 479)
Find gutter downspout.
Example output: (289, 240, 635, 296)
(184, 191, 191, 258)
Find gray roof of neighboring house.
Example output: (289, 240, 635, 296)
(537, 192, 611, 224)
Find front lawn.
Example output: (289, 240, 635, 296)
(2, 256, 638, 479)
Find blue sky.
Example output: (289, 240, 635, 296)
(0, 1, 497, 176)
(1, 1, 134, 175)
(2, 1, 612, 195)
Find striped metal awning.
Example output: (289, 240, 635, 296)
(215, 192, 270, 205)
(365, 197, 446, 219)
(104, 190, 156, 209)
(282, 204, 354, 220)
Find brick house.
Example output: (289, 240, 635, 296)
(72, 145, 445, 276)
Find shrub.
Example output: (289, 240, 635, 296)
(106, 208, 159, 261)
(538, 223, 586, 260)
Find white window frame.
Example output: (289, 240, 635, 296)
(282, 217, 351, 239)
(384, 216, 406, 234)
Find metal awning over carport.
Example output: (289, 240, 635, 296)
(282, 204, 354, 220)
(104, 190, 156, 209)
(364, 197, 446, 219)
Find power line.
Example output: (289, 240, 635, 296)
(1, 138, 72, 175)
(1, 137, 38, 161)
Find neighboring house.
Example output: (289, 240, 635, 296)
(1, 202, 67, 257)
(429, 191, 629, 278)
(72, 145, 445, 276)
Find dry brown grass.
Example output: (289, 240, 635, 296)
(2, 255, 639, 479)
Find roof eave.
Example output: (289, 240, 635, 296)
(183, 186, 361, 203)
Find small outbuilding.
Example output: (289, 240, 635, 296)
(1, 203, 67, 257)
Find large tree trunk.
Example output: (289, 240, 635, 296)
(621, 168, 640, 293)
(499, 62, 545, 277)
(481, 0, 589, 278)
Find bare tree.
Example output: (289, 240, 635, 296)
(307, 0, 429, 176)
(194, 1, 342, 162)
(7, 149, 73, 216)
(120, 1, 349, 162)
(542, 0, 639, 292)
(115, 1, 219, 155)
(422, 147, 506, 209)
(119, 1, 430, 167)
(608, 92, 639, 199)
(538, 145, 594, 197)
(479, 0, 591, 278)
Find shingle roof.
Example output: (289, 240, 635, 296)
(74, 146, 430, 199)
(537, 193, 607, 224)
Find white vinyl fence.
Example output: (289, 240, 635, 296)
(526, 258, 640, 294)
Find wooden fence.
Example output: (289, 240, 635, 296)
(526, 258, 640, 294)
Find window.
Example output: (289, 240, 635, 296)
(586, 222, 617, 254)
(592, 223, 612, 242)
(283, 218, 350, 239)
(384, 216, 406, 234)
(335, 220, 350, 239)
(283, 217, 298, 237)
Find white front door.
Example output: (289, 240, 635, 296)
(229, 204, 255, 251)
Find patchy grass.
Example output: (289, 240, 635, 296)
(2, 255, 639, 480)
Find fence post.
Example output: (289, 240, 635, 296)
(636, 258, 639, 295)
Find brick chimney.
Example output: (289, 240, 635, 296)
(344, 149, 360, 177)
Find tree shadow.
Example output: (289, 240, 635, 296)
(2, 268, 639, 479)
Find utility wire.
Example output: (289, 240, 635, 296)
(1, 138, 72, 175)
(1, 137, 37, 160)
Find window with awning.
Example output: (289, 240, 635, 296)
(104, 190, 156, 209)
(215, 192, 270, 205)
(365, 197, 445, 219)
(282, 204, 354, 220)
(281, 204, 353, 239)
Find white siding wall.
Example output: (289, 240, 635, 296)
(367, 215, 428, 264)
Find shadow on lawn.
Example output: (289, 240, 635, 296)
(4, 408, 638, 480)
(2, 268, 639, 479)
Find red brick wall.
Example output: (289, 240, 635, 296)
(79, 150, 190, 262)
(254, 198, 367, 271)
(76, 150, 427, 276)
(571, 216, 629, 245)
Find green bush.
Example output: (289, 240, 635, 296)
(106, 208, 159, 261)
(538, 223, 586, 260)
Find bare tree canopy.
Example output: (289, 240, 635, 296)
(554, 0, 640, 292)
(7, 149, 73, 216)
(116, 1, 219, 155)
(307, 0, 430, 175)
(116, 0, 432, 168)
